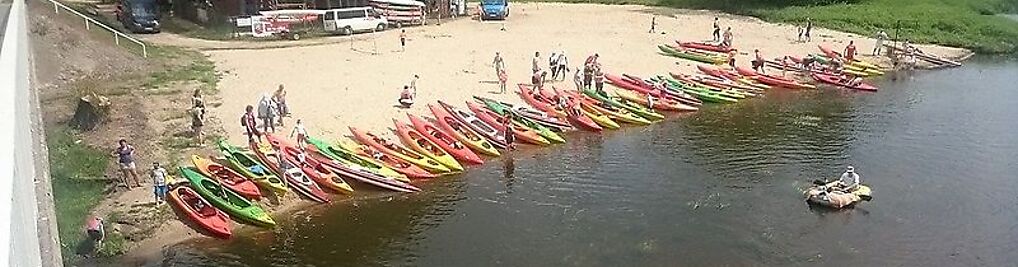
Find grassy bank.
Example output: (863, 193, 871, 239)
(522, 0, 1018, 53)
(47, 127, 114, 262)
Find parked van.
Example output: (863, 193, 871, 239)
(323, 7, 388, 35)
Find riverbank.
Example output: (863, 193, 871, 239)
(120, 2, 970, 263)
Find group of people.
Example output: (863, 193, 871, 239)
(399, 75, 420, 108)
(110, 138, 172, 205)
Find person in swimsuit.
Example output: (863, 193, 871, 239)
(290, 119, 308, 149)
(844, 40, 857, 62)
(502, 113, 516, 151)
(112, 139, 142, 188)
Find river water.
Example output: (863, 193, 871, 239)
(138, 58, 1018, 266)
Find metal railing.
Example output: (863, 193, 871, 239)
(43, 0, 148, 57)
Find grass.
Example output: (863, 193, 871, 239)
(521, 0, 1018, 53)
(47, 127, 111, 264)
(142, 46, 220, 92)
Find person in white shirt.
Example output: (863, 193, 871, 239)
(837, 166, 861, 192)
(290, 119, 308, 149)
(873, 30, 889, 55)
(150, 162, 168, 205)
(532, 51, 541, 74)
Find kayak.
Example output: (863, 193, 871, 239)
(472, 96, 573, 132)
(167, 186, 232, 238)
(270, 137, 356, 195)
(810, 73, 878, 91)
(818, 44, 844, 61)
(804, 183, 872, 209)
(466, 101, 552, 146)
(437, 100, 509, 150)
(582, 88, 665, 121)
(217, 140, 288, 196)
(737, 66, 816, 89)
(518, 83, 568, 118)
(664, 74, 750, 99)
(615, 89, 698, 112)
(659, 45, 727, 64)
(562, 89, 652, 125)
(534, 87, 602, 131)
(621, 74, 703, 106)
(348, 127, 454, 174)
(190, 155, 262, 200)
(304, 137, 421, 192)
(179, 167, 275, 227)
(676, 40, 736, 53)
(249, 141, 331, 203)
(336, 138, 437, 179)
(408, 113, 485, 164)
(475, 97, 566, 144)
(428, 103, 501, 156)
(216, 140, 289, 196)
(552, 87, 619, 130)
(393, 118, 466, 171)
(658, 76, 739, 104)
(301, 135, 412, 182)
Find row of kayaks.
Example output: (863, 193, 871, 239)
(664, 41, 887, 91)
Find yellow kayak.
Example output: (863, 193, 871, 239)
(393, 118, 466, 172)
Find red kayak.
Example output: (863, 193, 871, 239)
(190, 155, 262, 200)
(348, 127, 450, 175)
(466, 101, 551, 146)
(810, 73, 878, 91)
(427, 103, 500, 156)
(168, 186, 232, 238)
(518, 83, 568, 118)
(677, 40, 736, 53)
(697, 65, 741, 81)
(737, 66, 814, 89)
(407, 113, 484, 165)
(250, 141, 331, 203)
(266, 134, 353, 195)
(621, 74, 702, 106)
(343, 139, 439, 179)
(437, 100, 509, 149)
(537, 87, 602, 131)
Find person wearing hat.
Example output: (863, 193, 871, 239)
(836, 166, 861, 192)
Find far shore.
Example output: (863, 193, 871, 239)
(122, 2, 970, 263)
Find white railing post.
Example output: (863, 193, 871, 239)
(43, 0, 149, 58)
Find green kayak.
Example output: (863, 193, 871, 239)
(305, 136, 410, 183)
(476, 97, 566, 144)
(658, 45, 727, 65)
(581, 88, 664, 121)
(179, 167, 275, 227)
(217, 140, 288, 196)
(657, 77, 740, 103)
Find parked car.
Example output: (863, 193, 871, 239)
(322, 7, 388, 35)
(115, 0, 160, 33)
(479, 0, 508, 21)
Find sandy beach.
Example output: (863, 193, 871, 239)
(122, 2, 971, 261)
(205, 3, 968, 145)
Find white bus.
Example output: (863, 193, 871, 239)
(322, 7, 389, 35)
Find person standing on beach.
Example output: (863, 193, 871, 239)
(260, 94, 276, 133)
(797, 26, 804, 42)
(594, 66, 606, 94)
(532, 51, 541, 74)
(242, 105, 260, 143)
(781, 56, 791, 77)
(649, 16, 656, 33)
(556, 52, 568, 81)
(400, 29, 407, 52)
(804, 18, 813, 42)
(290, 119, 309, 149)
(274, 84, 288, 117)
(721, 27, 733, 48)
(493, 52, 506, 79)
(752, 49, 766, 73)
(727, 51, 737, 69)
(573, 68, 583, 90)
(712, 17, 721, 42)
(151, 162, 168, 205)
(498, 69, 508, 94)
(191, 104, 206, 146)
(844, 40, 857, 62)
(548, 52, 558, 80)
(873, 30, 888, 56)
(410, 74, 420, 92)
(113, 139, 142, 189)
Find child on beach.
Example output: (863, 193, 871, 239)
(502, 113, 516, 151)
(290, 119, 308, 149)
(242, 105, 260, 143)
(400, 29, 407, 52)
(399, 85, 415, 107)
(649, 16, 656, 33)
(151, 162, 168, 205)
(498, 69, 508, 94)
